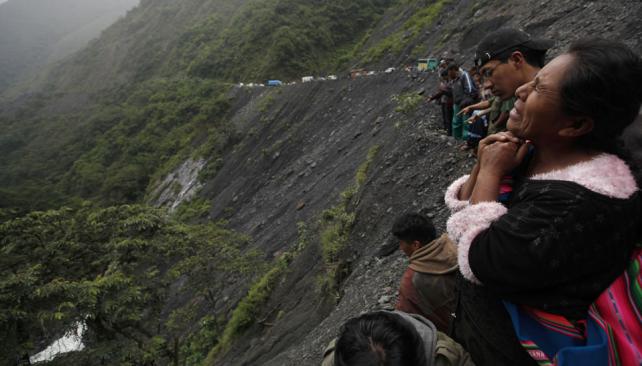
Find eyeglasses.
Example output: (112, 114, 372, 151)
(480, 62, 503, 79)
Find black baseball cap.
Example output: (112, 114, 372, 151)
(474, 28, 554, 67)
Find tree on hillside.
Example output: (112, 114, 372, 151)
(0, 204, 263, 365)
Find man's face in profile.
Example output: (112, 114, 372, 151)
(399, 240, 420, 257)
(480, 60, 514, 100)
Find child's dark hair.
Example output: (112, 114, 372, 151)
(334, 312, 427, 366)
(391, 213, 436, 246)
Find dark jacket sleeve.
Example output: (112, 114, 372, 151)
(430, 88, 447, 101)
(468, 184, 632, 299)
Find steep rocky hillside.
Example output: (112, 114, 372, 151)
(0, 0, 640, 364)
(198, 73, 475, 365)
(171, 1, 642, 364)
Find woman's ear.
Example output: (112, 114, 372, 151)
(559, 117, 594, 137)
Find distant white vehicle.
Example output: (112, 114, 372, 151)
(317, 76, 326, 81)
(302, 76, 314, 83)
(327, 75, 338, 80)
(385, 67, 396, 73)
(367, 70, 376, 75)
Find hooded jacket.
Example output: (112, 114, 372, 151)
(321, 311, 475, 366)
(396, 234, 458, 332)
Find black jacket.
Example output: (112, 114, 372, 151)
(450, 178, 640, 365)
(450, 70, 478, 108)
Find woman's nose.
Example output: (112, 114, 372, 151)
(515, 81, 530, 100)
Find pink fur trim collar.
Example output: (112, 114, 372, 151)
(529, 153, 638, 199)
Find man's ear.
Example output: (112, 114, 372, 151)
(559, 117, 594, 137)
(509, 51, 525, 68)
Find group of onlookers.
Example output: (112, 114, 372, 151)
(429, 28, 553, 153)
(322, 28, 642, 366)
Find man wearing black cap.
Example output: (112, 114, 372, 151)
(447, 29, 554, 366)
(473, 28, 553, 133)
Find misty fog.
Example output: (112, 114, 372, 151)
(0, 0, 139, 91)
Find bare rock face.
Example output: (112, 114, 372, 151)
(151, 158, 206, 211)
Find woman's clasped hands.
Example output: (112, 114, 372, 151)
(477, 132, 531, 177)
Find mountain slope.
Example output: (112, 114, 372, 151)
(176, 1, 642, 364)
(0, 0, 139, 92)
(0, 0, 640, 365)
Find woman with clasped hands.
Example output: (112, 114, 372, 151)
(443, 39, 642, 365)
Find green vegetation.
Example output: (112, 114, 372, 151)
(401, 0, 450, 37)
(356, 145, 381, 186)
(204, 221, 311, 363)
(39, 0, 247, 93)
(0, 78, 232, 212)
(0, 0, 402, 213)
(65, 78, 232, 205)
(361, 0, 450, 63)
(436, 31, 452, 48)
(258, 93, 276, 115)
(470, 0, 484, 16)
(259, 92, 277, 124)
(174, 197, 212, 221)
(319, 204, 356, 294)
(186, 0, 394, 81)
(393, 92, 424, 115)
(318, 145, 380, 295)
(0, 0, 449, 362)
(296, 221, 311, 252)
(0, 203, 263, 365)
(363, 35, 405, 64)
(175, 314, 225, 366)
(204, 253, 291, 363)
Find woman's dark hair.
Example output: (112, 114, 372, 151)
(559, 39, 642, 155)
(391, 213, 436, 246)
(334, 312, 427, 366)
